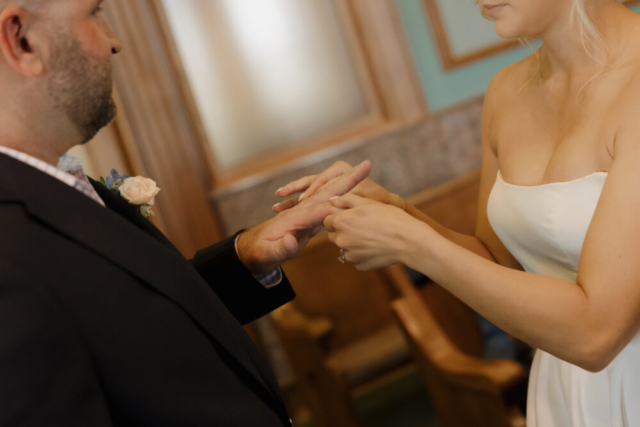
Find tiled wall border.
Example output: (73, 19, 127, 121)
(214, 97, 484, 235)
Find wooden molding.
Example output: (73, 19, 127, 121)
(149, 0, 220, 192)
(213, 115, 386, 190)
(347, 0, 428, 118)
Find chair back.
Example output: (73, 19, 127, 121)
(281, 233, 397, 350)
(271, 305, 360, 427)
(392, 297, 515, 427)
(383, 264, 484, 358)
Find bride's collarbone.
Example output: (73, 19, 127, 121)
(490, 58, 640, 185)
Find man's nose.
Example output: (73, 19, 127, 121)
(111, 37, 123, 55)
(103, 18, 123, 54)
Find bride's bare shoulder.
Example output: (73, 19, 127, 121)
(610, 19, 640, 130)
(481, 53, 537, 154)
(484, 53, 537, 111)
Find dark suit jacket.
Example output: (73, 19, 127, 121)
(0, 153, 295, 426)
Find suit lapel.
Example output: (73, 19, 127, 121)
(0, 154, 282, 411)
(89, 179, 180, 253)
(92, 177, 288, 414)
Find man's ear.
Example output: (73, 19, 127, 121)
(0, 8, 45, 77)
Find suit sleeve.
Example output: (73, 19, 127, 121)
(0, 267, 114, 427)
(190, 231, 296, 325)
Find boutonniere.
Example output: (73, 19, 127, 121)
(100, 169, 161, 219)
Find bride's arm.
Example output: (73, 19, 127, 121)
(326, 118, 640, 373)
(401, 202, 497, 262)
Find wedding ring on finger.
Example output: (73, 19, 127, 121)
(338, 248, 345, 264)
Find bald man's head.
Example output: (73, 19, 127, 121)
(0, 0, 121, 147)
(0, 0, 46, 13)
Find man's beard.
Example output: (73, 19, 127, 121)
(47, 32, 117, 145)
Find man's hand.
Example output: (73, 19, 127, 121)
(236, 161, 372, 274)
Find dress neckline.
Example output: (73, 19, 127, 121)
(496, 169, 608, 189)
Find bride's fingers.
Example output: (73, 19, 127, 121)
(276, 175, 317, 198)
(324, 215, 338, 233)
(299, 161, 354, 202)
(273, 197, 298, 213)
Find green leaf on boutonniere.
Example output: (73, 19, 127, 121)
(100, 176, 107, 187)
(139, 204, 155, 219)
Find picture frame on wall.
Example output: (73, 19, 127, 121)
(424, 0, 640, 71)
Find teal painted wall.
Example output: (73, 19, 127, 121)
(396, 0, 640, 111)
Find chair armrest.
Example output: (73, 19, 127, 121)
(392, 298, 524, 394)
(271, 303, 335, 348)
(434, 351, 524, 392)
(381, 264, 422, 299)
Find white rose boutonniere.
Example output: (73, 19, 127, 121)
(100, 169, 161, 218)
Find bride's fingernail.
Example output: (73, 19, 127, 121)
(272, 203, 280, 211)
(275, 187, 283, 196)
(298, 193, 306, 202)
(330, 196, 339, 201)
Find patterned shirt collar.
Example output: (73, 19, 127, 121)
(0, 146, 105, 207)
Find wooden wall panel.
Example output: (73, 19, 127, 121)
(348, 0, 427, 119)
(103, 0, 225, 256)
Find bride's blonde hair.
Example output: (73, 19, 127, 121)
(571, 0, 608, 64)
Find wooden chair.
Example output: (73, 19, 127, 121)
(384, 264, 526, 427)
(271, 234, 413, 427)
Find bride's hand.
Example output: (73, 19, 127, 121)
(324, 193, 428, 271)
(273, 161, 401, 213)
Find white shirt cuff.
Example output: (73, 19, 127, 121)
(234, 234, 283, 289)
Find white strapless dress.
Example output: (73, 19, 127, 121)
(487, 170, 640, 427)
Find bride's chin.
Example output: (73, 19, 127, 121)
(494, 22, 536, 40)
